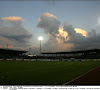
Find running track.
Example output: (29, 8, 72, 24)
(65, 66, 100, 85)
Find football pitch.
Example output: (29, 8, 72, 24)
(0, 60, 100, 85)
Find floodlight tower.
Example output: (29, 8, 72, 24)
(6, 44, 9, 49)
(29, 48, 31, 55)
(38, 36, 43, 55)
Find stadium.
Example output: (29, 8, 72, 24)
(0, 48, 100, 61)
(0, 48, 27, 60)
(0, 48, 100, 85)
(1, 0, 100, 86)
(41, 49, 100, 61)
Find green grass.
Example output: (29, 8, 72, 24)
(0, 60, 100, 85)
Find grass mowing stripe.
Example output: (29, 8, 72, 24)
(0, 60, 100, 85)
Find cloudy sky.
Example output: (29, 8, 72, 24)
(0, 0, 100, 55)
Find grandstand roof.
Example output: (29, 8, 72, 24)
(0, 48, 27, 54)
(42, 49, 100, 54)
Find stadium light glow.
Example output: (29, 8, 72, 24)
(38, 36, 43, 55)
(38, 36, 43, 41)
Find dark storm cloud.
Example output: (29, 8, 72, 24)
(63, 23, 86, 44)
(0, 26, 32, 43)
(63, 23, 100, 50)
(0, 16, 33, 48)
(37, 12, 60, 36)
(37, 13, 100, 53)
(0, 33, 32, 43)
(36, 12, 100, 54)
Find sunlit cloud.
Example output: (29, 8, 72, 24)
(42, 12, 57, 19)
(42, 34, 74, 52)
(8, 45, 14, 49)
(38, 18, 41, 22)
(1, 16, 24, 23)
(74, 28, 87, 37)
(56, 27, 69, 43)
(38, 12, 57, 23)
(56, 27, 68, 39)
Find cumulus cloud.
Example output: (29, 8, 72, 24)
(37, 12, 72, 52)
(41, 23, 88, 52)
(63, 23, 100, 50)
(63, 23, 86, 43)
(1, 16, 24, 23)
(74, 28, 87, 37)
(0, 26, 32, 43)
(0, 16, 32, 49)
(37, 12, 60, 36)
(36, 12, 89, 53)
(56, 27, 69, 42)
(37, 34, 74, 53)
(36, 12, 100, 53)
(0, 18, 4, 23)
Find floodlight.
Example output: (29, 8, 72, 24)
(38, 36, 43, 56)
(38, 36, 43, 41)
